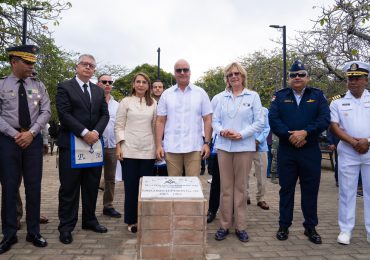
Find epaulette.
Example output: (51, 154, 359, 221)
(30, 76, 40, 82)
(329, 93, 345, 102)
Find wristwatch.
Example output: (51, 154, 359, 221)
(203, 141, 211, 146)
(30, 129, 36, 137)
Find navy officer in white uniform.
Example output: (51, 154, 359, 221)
(330, 61, 370, 245)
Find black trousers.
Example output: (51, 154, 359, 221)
(277, 145, 321, 229)
(0, 133, 43, 237)
(58, 147, 102, 232)
(207, 154, 220, 214)
(121, 158, 154, 225)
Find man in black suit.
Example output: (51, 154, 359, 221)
(56, 54, 109, 244)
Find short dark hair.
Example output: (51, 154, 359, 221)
(97, 73, 110, 81)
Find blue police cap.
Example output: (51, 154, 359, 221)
(289, 60, 306, 72)
(342, 61, 369, 77)
(5, 44, 39, 63)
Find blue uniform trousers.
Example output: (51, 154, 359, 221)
(278, 144, 321, 229)
(0, 133, 42, 238)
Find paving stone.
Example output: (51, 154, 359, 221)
(0, 155, 367, 259)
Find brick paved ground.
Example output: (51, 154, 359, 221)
(1, 155, 369, 259)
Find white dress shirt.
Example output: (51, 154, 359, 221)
(102, 96, 119, 148)
(157, 83, 212, 153)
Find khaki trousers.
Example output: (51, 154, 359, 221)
(248, 152, 267, 202)
(218, 149, 253, 230)
(165, 152, 201, 176)
(103, 148, 118, 208)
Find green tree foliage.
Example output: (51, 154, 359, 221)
(195, 67, 225, 100)
(239, 50, 285, 107)
(34, 35, 76, 122)
(0, 0, 71, 48)
(291, 0, 370, 96)
(114, 63, 175, 96)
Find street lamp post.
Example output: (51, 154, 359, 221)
(22, 6, 44, 44)
(269, 25, 287, 88)
(157, 47, 161, 80)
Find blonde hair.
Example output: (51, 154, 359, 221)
(224, 62, 247, 89)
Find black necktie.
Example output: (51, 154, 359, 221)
(18, 79, 31, 129)
(82, 83, 91, 108)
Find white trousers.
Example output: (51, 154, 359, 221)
(338, 141, 370, 236)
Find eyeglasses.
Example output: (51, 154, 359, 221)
(135, 80, 148, 84)
(175, 68, 190, 73)
(100, 80, 113, 85)
(226, 72, 241, 78)
(289, 72, 307, 78)
(79, 62, 96, 69)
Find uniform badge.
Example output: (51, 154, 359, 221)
(284, 99, 294, 103)
(350, 63, 358, 71)
(32, 89, 39, 94)
(307, 99, 316, 103)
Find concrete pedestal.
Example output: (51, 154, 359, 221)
(138, 177, 207, 260)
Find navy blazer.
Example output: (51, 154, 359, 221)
(56, 77, 109, 149)
(268, 86, 330, 148)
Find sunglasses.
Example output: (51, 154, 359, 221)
(79, 62, 96, 69)
(175, 68, 190, 73)
(347, 76, 366, 81)
(289, 72, 307, 78)
(227, 72, 240, 78)
(101, 80, 113, 85)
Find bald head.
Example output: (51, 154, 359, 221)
(174, 59, 190, 70)
(174, 59, 191, 89)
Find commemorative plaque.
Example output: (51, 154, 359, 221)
(138, 176, 207, 260)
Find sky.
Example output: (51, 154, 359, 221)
(48, 0, 328, 82)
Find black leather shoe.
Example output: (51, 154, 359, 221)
(26, 233, 48, 247)
(59, 231, 73, 244)
(103, 208, 122, 218)
(276, 227, 289, 241)
(0, 236, 18, 254)
(304, 228, 322, 244)
(207, 211, 216, 223)
(82, 224, 108, 233)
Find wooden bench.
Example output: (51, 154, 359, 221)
(320, 145, 335, 171)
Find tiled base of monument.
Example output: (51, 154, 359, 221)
(138, 177, 207, 260)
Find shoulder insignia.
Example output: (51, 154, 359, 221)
(329, 93, 345, 102)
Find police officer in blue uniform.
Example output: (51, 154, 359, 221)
(0, 45, 51, 254)
(269, 60, 330, 244)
